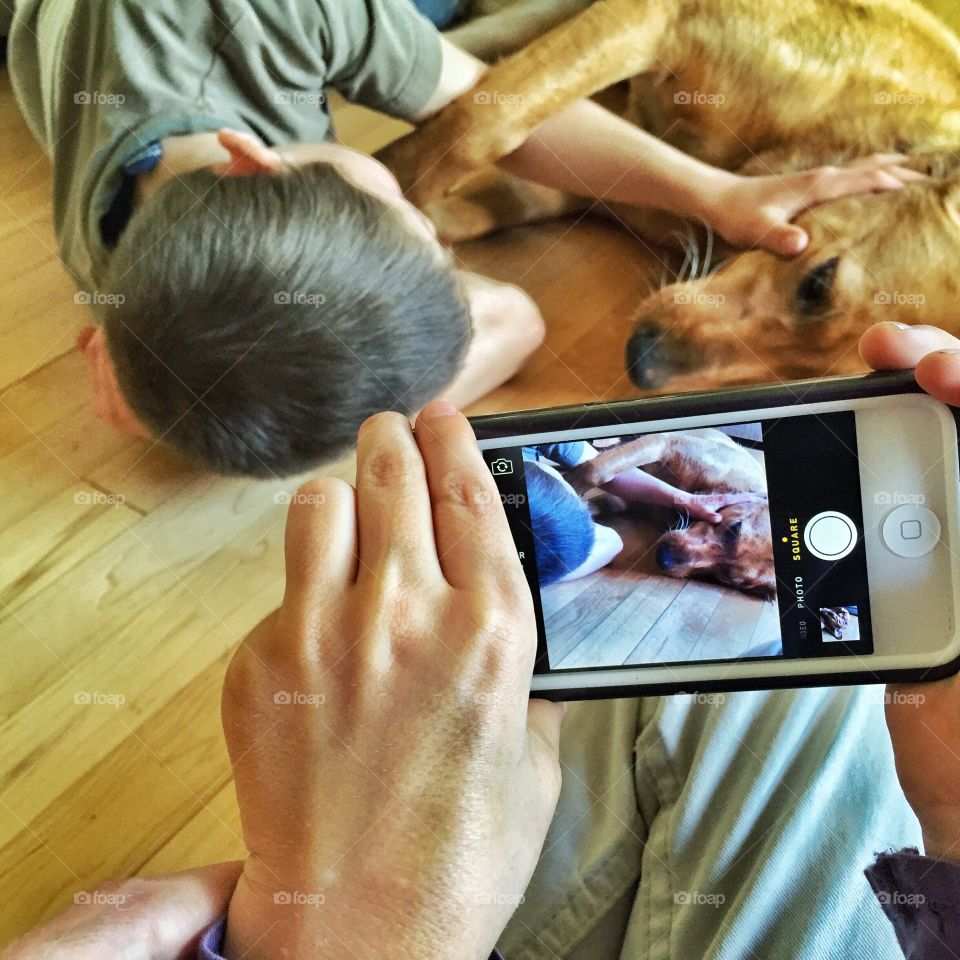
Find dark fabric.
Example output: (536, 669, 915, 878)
(865, 847, 960, 959)
(411, 0, 465, 28)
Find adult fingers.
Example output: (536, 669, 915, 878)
(915, 350, 960, 407)
(859, 322, 960, 370)
(414, 401, 525, 592)
(354, 411, 443, 588)
(859, 323, 960, 407)
(281, 477, 359, 612)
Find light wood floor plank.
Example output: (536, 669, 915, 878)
(0, 63, 665, 949)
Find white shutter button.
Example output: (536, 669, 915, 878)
(804, 511, 859, 561)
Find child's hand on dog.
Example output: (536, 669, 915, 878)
(707, 154, 926, 256)
(679, 491, 767, 524)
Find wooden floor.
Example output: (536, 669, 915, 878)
(0, 75, 665, 943)
(5, 0, 960, 943)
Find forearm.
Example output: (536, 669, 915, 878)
(601, 467, 687, 509)
(498, 99, 736, 219)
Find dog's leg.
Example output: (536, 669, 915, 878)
(423, 169, 591, 242)
(567, 433, 674, 494)
(445, 0, 593, 60)
(378, 0, 679, 206)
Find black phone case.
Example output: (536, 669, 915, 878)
(470, 371, 960, 701)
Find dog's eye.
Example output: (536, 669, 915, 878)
(795, 256, 840, 318)
(723, 520, 743, 546)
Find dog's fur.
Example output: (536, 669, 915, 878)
(566, 429, 775, 598)
(379, 0, 960, 391)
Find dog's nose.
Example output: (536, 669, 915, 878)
(626, 320, 675, 389)
(656, 543, 684, 570)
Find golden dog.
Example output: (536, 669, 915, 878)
(380, 0, 960, 391)
(567, 429, 775, 598)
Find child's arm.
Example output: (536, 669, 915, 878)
(601, 467, 761, 523)
(416, 39, 925, 257)
(496, 97, 924, 256)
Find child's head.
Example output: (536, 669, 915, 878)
(525, 462, 597, 585)
(100, 157, 470, 477)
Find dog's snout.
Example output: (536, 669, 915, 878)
(627, 318, 700, 389)
(656, 543, 685, 570)
(626, 320, 672, 389)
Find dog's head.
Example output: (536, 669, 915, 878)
(654, 500, 775, 599)
(627, 155, 960, 390)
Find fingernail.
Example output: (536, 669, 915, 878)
(937, 349, 960, 356)
(886, 322, 911, 330)
(786, 231, 808, 254)
(419, 400, 459, 420)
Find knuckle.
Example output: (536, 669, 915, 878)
(489, 565, 534, 609)
(361, 440, 421, 491)
(812, 165, 839, 181)
(289, 477, 342, 510)
(467, 593, 530, 666)
(435, 466, 497, 513)
(384, 591, 438, 663)
(360, 409, 407, 433)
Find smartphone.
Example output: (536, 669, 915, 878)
(471, 372, 960, 700)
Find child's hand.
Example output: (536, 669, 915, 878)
(706, 155, 926, 256)
(678, 491, 766, 524)
(859, 321, 960, 862)
(221, 403, 563, 960)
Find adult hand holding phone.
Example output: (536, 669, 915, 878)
(861, 321, 960, 863)
(221, 402, 564, 960)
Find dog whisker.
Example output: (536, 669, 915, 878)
(700, 226, 715, 280)
(671, 232, 694, 283)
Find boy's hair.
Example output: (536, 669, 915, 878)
(524, 462, 596, 585)
(100, 161, 471, 477)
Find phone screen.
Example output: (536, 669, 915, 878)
(483, 412, 874, 674)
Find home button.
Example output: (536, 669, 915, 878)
(881, 504, 941, 558)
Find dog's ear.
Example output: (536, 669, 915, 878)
(940, 169, 960, 224)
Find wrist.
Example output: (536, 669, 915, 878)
(909, 798, 960, 863)
(689, 168, 741, 228)
(223, 862, 494, 960)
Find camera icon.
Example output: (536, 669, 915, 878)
(490, 457, 514, 476)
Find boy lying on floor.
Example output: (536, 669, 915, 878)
(5, 0, 920, 477)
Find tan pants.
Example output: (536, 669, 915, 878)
(499, 686, 922, 960)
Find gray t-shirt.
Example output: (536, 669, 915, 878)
(8, 0, 443, 289)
